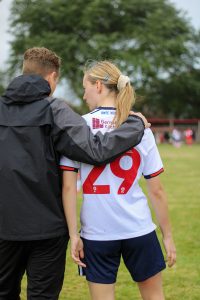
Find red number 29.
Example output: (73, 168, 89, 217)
(83, 149, 141, 194)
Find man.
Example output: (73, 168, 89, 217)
(0, 47, 147, 300)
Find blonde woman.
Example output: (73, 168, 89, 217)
(60, 61, 176, 300)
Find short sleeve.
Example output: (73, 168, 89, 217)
(60, 156, 80, 172)
(142, 132, 164, 179)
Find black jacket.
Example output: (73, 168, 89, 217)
(0, 75, 144, 240)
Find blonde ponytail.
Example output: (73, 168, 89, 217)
(113, 76, 135, 128)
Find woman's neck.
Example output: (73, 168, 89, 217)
(98, 95, 116, 108)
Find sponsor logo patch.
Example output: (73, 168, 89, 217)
(92, 118, 115, 129)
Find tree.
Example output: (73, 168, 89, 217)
(141, 29, 200, 118)
(8, 0, 200, 117)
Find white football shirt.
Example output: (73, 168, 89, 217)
(60, 107, 164, 241)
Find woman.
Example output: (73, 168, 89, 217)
(60, 60, 176, 300)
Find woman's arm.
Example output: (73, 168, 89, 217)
(146, 176, 176, 267)
(62, 171, 86, 267)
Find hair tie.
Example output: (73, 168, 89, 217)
(103, 74, 110, 82)
(117, 74, 130, 91)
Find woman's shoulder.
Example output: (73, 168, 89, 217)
(136, 128, 156, 155)
(143, 128, 155, 142)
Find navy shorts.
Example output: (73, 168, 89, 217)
(79, 231, 166, 284)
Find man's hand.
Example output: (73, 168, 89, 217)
(70, 235, 86, 267)
(130, 111, 151, 129)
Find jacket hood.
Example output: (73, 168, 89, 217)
(1, 74, 51, 104)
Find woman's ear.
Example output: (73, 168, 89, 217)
(96, 80, 102, 93)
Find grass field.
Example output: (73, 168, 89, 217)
(21, 144, 200, 299)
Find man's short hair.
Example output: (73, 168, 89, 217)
(23, 47, 61, 77)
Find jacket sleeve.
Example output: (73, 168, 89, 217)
(50, 98, 145, 166)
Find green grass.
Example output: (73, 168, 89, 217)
(20, 144, 200, 299)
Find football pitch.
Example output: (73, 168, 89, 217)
(21, 144, 200, 300)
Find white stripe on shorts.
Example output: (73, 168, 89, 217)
(78, 266, 85, 276)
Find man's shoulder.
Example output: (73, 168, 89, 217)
(45, 96, 66, 105)
(45, 97, 71, 114)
